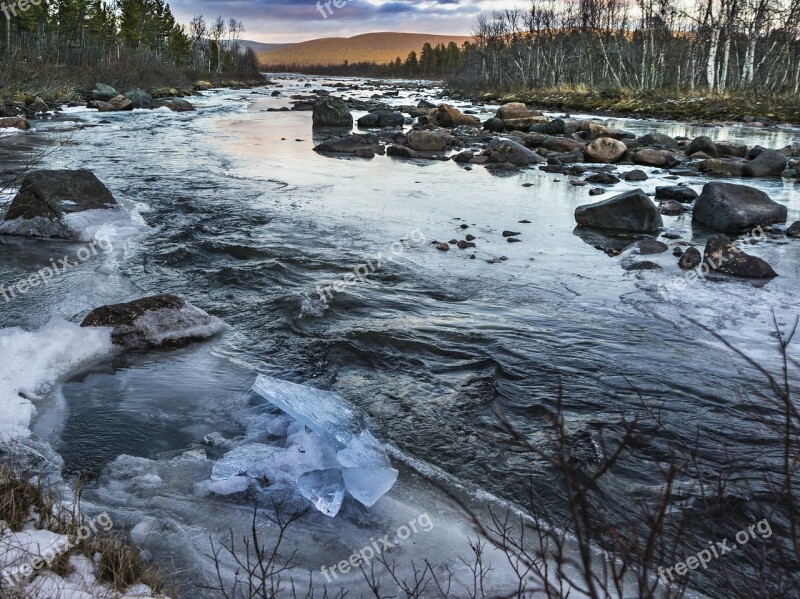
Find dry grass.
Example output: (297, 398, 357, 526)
(0, 458, 166, 597)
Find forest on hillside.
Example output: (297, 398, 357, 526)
(1, 0, 260, 99)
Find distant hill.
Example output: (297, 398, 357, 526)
(242, 40, 290, 54)
(257, 32, 471, 67)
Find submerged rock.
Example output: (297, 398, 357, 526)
(693, 182, 787, 233)
(575, 189, 663, 233)
(703, 235, 777, 278)
(81, 294, 225, 350)
(0, 169, 129, 240)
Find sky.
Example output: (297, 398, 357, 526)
(168, 0, 526, 43)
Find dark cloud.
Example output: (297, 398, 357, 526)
(167, 0, 522, 42)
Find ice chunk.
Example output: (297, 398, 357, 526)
(211, 444, 275, 481)
(337, 430, 392, 468)
(342, 467, 399, 508)
(252, 375, 361, 448)
(296, 468, 345, 518)
(207, 476, 250, 496)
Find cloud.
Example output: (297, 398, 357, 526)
(167, 0, 525, 42)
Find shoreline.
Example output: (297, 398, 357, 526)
(459, 88, 800, 127)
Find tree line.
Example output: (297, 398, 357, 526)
(449, 0, 800, 94)
(1, 0, 259, 84)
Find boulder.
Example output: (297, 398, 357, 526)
(164, 99, 195, 112)
(90, 83, 118, 101)
(483, 138, 544, 166)
(0, 117, 30, 130)
(704, 234, 777, 278)
(786, 221, 800, 238)
(655, 186, 698, 203)
(586, 172, 619, 185)
(630, 132, 680, 150)
(312, 97, 353, 128)
(633, 149, 682, 168)
(679, 247, 702, 269)
(584, 137, 626, 163)
(686, 136, 718, 158)
(628, 239, 669, 254)
(496, 102, 541, 121)
(107, 95, 133, 111)
(715, 141, 748, 158)
(530, 119, 566, 135)
(124, 89, 154, 109)
(483, 118, 505, 133)
(357, 110, 404, 128)
(435, 104, 480, 127)
(621, 169, 648, 182)
(0, 169, 128, 240)
(574, 189, 663, 233)
(81, 294, 225, 350)
(742, 149, 787, 177)
(313, 134, 383, 157)
(407, 130, 447, 152)
(659, 200, 686, 215)
(543, 137, 584, 153)
(693, 182, 787, 233)
(698, 158, 745, 177)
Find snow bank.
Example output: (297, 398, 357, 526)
(0, 318, 113, 440)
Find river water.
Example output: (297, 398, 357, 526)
(0, 74, 798, 597)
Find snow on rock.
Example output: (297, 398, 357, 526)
(80, 294, 225, 350)
(0, 318, 113, 440)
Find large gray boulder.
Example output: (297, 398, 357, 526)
(686, 135, 718, 157)
(575, 189, 663, 233)
(483, 138, 544, 166)
(357, 110, 404, 128)
(406, 130, 447, 152)
(90, 83, 118, 101)
(313, 134, 384, 158)
(704, 234, 777, 278)
(124, 88, 154, 109)
(584, 137, 626, 163)
(81, 294, 225, 350)
(312, 97, 353, 128)
(742, 149, 787, 177)
(693, 182, 787, 233)
(0, 169, 129, 240)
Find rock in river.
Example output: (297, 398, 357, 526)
(435, 104, 480, 128)
(406, 130, 447, 152)
(81, 294, 225, 350)
(584, 137, 626, 164)
(313, 134, 383, 158)
(703, 234, 777, 278)
(575, 189, 663, 233)
(693, 182, 787, 233)
(742, 149, 787, 177)
(357, 110, 404, 128)
(0, 169, 130, 240)
(483, 138, 544, 166)
(312, 97, 353, 128)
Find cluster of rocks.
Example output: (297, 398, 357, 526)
(574, 181, 791, 278)
(85, 82, 197, 113)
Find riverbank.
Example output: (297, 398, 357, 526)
(466, 87, 800, 126)
(0, 63, 269, 118)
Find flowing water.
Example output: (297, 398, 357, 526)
(1, 74, 798, 596)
